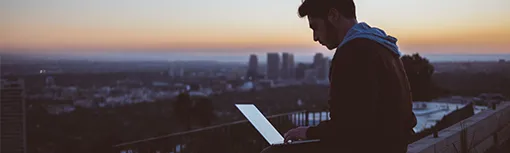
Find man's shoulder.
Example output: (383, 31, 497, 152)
(337, 38, 385, 53)
(333, 38, 399, 66)
(334, 38, 385, 60)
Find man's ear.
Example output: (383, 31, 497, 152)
(327, 8, 340, 23)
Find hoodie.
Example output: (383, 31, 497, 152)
(338, 22, 401, 56)
(305, 22, 417, 153)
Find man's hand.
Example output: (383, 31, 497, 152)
(284, 126, 309, 143)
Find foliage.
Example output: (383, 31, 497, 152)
(27, 99, 178, 153)
(174, 92, 193, 130)
(193, 97, 215, 127)
(401, 53, 446, 101)
(26, 85, 329, 153)
(433, 71, 510, 98)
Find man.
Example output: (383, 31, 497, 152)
(263, 0, 417, 153)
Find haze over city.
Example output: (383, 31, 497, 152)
(1, 0, 509, 62)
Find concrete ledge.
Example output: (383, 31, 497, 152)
(408, 102, 510, 153)
(496, 123, 510, 145)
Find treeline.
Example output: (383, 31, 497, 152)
(402, 54, 510, 101)
(26, 85, 329, 153)
(433, 71, 510, 98)
(27, 99, 179, 153)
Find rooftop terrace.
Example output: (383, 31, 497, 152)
(113, 102, 510, 153)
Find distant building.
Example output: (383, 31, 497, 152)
(258, 79, 275, 88)
(282, 53, 290, 79)
(179, 68, 184, 77)
(313, 53, 324, 68)
(45, 104, 76, 114)
(1, 78, 27, 153)
(237, 81, 254, 91)
(188, 83, 202, 91)
(281, 53, 295, 80)
(168, 68, 174, 77)
(321, 57, 330, 80)
(168, 66, 184, 78)
(289, 54, 295, 79)
(45, 76, 56, 88)
(227, 68, 246, 80)
(295, 63, 308, 80)
(312, 53, 329, 80)
(313, 53, 328, 80)
(60, 87, 78, 99)
(304, 69, 318, 84)
(74, 99, 94, 108)
(116, 79, 143, 88)
(266, 53, 280, 80)
(152, 81, 169, 87)
(246, 54, 259, 79)
(478, 93, 507, 101)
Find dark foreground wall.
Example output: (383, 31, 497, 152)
(411, 102, 475, 143)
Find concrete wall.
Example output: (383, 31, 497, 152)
(408, 102, 510, 153)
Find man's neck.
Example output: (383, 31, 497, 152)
(342, 19, 358, 35)
(335, 19, 358, 46)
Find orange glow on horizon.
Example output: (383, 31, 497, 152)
(1, 0, 509, 54)
(2, 22, 509, 51)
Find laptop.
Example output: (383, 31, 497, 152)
(235, 104, 320, 146)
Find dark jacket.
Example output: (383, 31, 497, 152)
(306, 38, 417, 152)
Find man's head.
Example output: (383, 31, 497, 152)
(298, 0, 357, 50)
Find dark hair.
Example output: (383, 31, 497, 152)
(298, 0, 356, 19)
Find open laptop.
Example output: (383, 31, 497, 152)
(235, 104, 320, 146)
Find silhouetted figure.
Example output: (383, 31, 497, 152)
(264, 0, 417, 153)
(174, 92, 193, 130)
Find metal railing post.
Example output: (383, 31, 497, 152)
(433, 121, 439, 138)
(298, 112, 303, 126)
(305, 111, 309, 126)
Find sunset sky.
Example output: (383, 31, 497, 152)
(1, 0, 509, 55)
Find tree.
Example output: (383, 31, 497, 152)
(401, 53, 443, 101)
(174, 92, 193, 130)
(193, 97, 215, 127)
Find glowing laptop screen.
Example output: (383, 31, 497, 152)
(235, 104, 285, 145)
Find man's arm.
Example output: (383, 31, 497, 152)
(306, 38, 381, 141)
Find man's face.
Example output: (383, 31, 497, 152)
(308, 16, 341, 50)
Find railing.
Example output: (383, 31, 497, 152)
(113, 102, 510, 153)
(411, 102, 475, 143)
(113, 110, 330, 153)
(408, 102, 510, 153)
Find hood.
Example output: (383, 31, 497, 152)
(338, 22, 401, 56)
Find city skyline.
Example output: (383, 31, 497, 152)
(1, 0, 509, 55)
